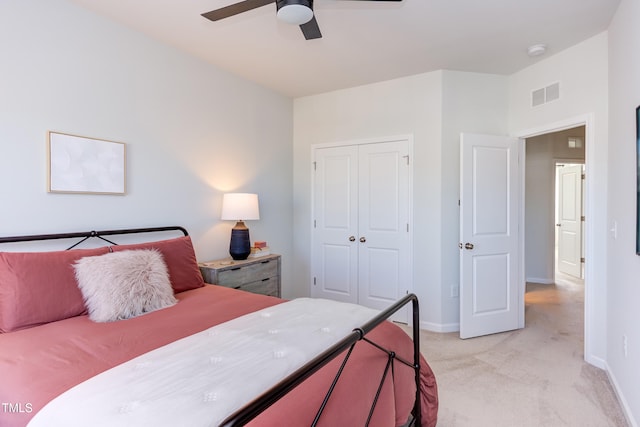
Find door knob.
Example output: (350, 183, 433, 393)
(360, 237, 366, 243)
(464, 242, 474, 250)
(349, 236, 356, 242)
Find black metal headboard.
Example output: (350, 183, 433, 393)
(0, 226, 188, 250)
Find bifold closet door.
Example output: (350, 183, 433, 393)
(313, 140, 410, 320)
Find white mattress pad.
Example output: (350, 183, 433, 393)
(28, 298, 379, 427)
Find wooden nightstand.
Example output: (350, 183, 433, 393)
(199, 254, 281, 297)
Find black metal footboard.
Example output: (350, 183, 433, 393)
(221, 293, 422, 427)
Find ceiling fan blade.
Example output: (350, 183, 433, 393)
(202, 0, 275, 21)
(300, 15, 322, 40)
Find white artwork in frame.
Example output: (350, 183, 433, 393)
(47, 131, 126, 195)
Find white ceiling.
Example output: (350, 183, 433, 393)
(70, 0, 620, 98)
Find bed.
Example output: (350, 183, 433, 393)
(0, 226, 438, 427)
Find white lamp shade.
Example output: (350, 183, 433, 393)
(221, 193, 260, 221)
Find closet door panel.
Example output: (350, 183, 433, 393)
(358, 141, 410, 320)
(312, 146, 358, 303)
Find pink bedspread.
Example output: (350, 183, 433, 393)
(0, 285, 437, 426)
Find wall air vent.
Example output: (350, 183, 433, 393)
(531, 82, 560, 107)
(532, 88, 545, 107)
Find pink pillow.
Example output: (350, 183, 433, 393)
(0, 247, 109, 333)
(110, 236, 204, 293)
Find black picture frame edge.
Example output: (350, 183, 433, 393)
(636, 105, 640, 256)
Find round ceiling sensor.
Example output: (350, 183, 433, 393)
(527, 44, 547, 57)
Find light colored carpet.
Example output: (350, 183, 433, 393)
(414, 277, 628, 427)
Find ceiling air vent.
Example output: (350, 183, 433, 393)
(531, 82, 560, 107)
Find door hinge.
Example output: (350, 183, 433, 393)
(581, 216, 585, 222)
(406, 223, 409, 232)
(581, 257, 585, 263)
(313, 219, 317, 228)
(581, 173, 585, 180)
(313, 277, 317, 285)
(403, 155, 409, 165)
(313, 161, 317, 171)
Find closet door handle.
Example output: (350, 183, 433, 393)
(360, 237, 366, 243)
(349, 236, 356, 242)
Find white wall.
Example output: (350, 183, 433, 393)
(606, 0, 640, 424)
(525, 127, 585, 284)
(0, 1, 294, 293)
(508, 33, 609, 367)
(292, 71, 509, 329)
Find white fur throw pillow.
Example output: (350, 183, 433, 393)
(74, 249, 177, 322)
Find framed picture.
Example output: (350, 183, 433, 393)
(47, 131, 126, 195)
(637, 106, 640, 255)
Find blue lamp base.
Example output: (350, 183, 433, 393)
(229, 221, 251, 260)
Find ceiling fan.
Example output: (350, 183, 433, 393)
(201, 0, 403, 40)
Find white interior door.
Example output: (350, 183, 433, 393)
(312, 140, 411, 321)
(557, 164, 583, 278)
(312, 145, 358, 303)
(460, 133, 522, 339)
(357, 141, 410, 321)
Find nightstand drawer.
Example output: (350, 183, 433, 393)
(239, 277, 279, 297)
(199, 254, 281, 297)
(216, 259, 278, 287)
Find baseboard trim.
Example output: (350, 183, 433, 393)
(586, 353, 607, 370)
(420, 321, 459, 333)
(604, 361, 638, 427)
(526, 277, 554, 285)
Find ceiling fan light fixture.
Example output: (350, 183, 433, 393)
(277, 0, 314, 25)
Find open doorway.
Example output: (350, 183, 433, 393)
(524, 126, 585, 285)
(524, 125, 586, 350)
(518, 114, 604, 367)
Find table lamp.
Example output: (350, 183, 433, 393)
(221, 193, 260, 260)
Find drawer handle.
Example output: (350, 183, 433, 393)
(261, 260, 270, 264)
(230, 267, 241, 271)
(233, 286, 241, 289)
(261, 278, 270, 282)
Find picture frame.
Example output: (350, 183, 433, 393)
(47, 131, 126, 195)
(637, 106, 640, 255)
